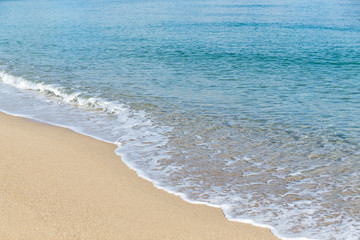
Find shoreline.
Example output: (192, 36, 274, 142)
(0, 111, 279, 239)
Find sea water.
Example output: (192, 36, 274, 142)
(0, 0, 359, 239)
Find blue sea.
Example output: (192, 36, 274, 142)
(0, 0, 359, 239)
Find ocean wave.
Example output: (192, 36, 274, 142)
(0, 70, 127, 116)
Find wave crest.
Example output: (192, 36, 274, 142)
(0, 71, 127, 117)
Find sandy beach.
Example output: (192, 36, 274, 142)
(0, 111, 279, 240)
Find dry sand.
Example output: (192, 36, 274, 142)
(0, 112, 279, 240)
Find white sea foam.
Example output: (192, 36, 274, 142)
(1, 71, 358, 240)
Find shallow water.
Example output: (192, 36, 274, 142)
(1, 0, 359, 239)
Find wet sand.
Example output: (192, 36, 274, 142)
(0, 112, 279, 240)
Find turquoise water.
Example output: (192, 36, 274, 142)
(1, 0, 359, 239)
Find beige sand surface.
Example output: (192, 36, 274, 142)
(0, 112, 279, 240)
